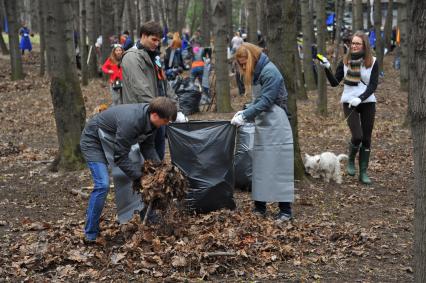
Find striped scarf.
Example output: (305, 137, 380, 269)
(344, 51, 365, 86)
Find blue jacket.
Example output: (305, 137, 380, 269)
(243, 53, 288, 121)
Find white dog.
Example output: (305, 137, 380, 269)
(304, 152, 348, 184)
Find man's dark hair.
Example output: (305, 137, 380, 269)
(123, 30, 130, 35)
(139, 21, 162, 38)
(148, 97, 177, 121)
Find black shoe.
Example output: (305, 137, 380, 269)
(275, 212, 292, 222)
(83, 237, 97, 245)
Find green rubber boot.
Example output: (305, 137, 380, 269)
(359, 146, 372, 184)
(347, 143, 359, 176)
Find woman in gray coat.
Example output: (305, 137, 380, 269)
(231, 43, 294, 222)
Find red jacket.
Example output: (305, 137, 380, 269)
(102, 58, 123, 83)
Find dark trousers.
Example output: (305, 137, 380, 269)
(343, 102, 376, 149)
(155, 126, 166, 160)
(254, 201, 292, 215)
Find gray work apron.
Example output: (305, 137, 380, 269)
(251, 104, 294, 202)
(98, 129, 145, 224)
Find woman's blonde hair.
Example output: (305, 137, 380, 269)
(234, 43, 263, 93)
(171, 32, 182, 49)
(109, 45, 123, 65)
(343, 30, 374, 68)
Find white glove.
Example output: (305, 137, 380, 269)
(231, 112, 245, 126)
(348, 97, 361, 108)
(318, 56, 331, 69)
(174, 112, 188, 123)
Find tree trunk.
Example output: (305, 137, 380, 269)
(225, 0, 232, 41)
(211, 0, 231, 113)
(86, 0, 98, 77)
(239, 0, 246, 31)
(201, 0, 211, 47)
(293, 2, 307, 100)
(79, 0, 88, 85)
(168, 0, 178, 32)
(409, 3, 426, 282)
(367, 0, 373, 28)
(333, 0, 345, 70)
(114, 0, 124, 35)
(374, 0, 384, 74)
(0, 23, 9, 55)
(46, 0, 86, 171)
(383, 0, 394, 51)
(398, 0, 409, 91)
(152, 0, 160, 23)
(246, 0, 257, 43)
(265, 0, 305, 180)
(136, 0, 140, 27)
(300, 0, 316, 90)
(142, 0, 152, 23)
(126, 0, 136, 39)
(316, 0, 327, 116)
(353, 0, 363, 31)
(100, 0, 114, 64)
(177, 0, 190, 33)
(157, 0, 166, 28)
(4, 0, 24, 80)
(38, 0, 46, 76)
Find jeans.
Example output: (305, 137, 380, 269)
(155, 126, 166, 161)
(85, 162, 110, 240)
(191, 66, 204, 85)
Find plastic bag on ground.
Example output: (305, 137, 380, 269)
(234, 123, 255, 190)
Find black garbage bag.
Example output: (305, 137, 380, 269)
(234, 123, 255, 190)
(173, 77, 202, 115)
(167, 121, 237, 213)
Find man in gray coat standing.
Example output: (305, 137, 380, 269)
(80, 97, 177, 242)
(121, 21, 186, 161)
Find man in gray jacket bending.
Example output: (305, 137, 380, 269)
(121, 21, 186, 161)
(80, 97, 177, 242)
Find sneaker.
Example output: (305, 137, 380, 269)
(275, 212, 292, 222)
(252, 207, 266, 217)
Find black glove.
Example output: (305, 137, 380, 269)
(132, 177, 142, 193)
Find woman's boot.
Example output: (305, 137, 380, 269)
(347, 143, 359, 176)
(359, 146, 372, 184)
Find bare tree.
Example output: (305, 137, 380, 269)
(38, 0, 46, 76)
(239, 0, 246, 31)
(265, 0, 305, 180)
(168, 0, 178, 32)
(353, 0, 363, 31)
(409, 2, 426, 281)
(79, 0, 88, 85)
(113, 0, 125, 35)
(4, 0, 24, 80)
(0, 0, 9, 55)
(374, 0, 384, 74)
(246, 0, 256, 43)
(398, 0, 409, 91)
(141, 0, 152, 23)
(177, 0, 190, 33)
(333, 0, 345, 70)
(86, 0, 98, 77)
(201, 0, 211, 46)
(316, 0, 327, 116)
(46, 0, 86, 171)
(152, 0, 160, 23)
(383, 0, 394, 51)
(226, 0, 232, 40)
(100, 0, 114, 64)
(211, 0, 231, 112)
(300, 0, 316, 90)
